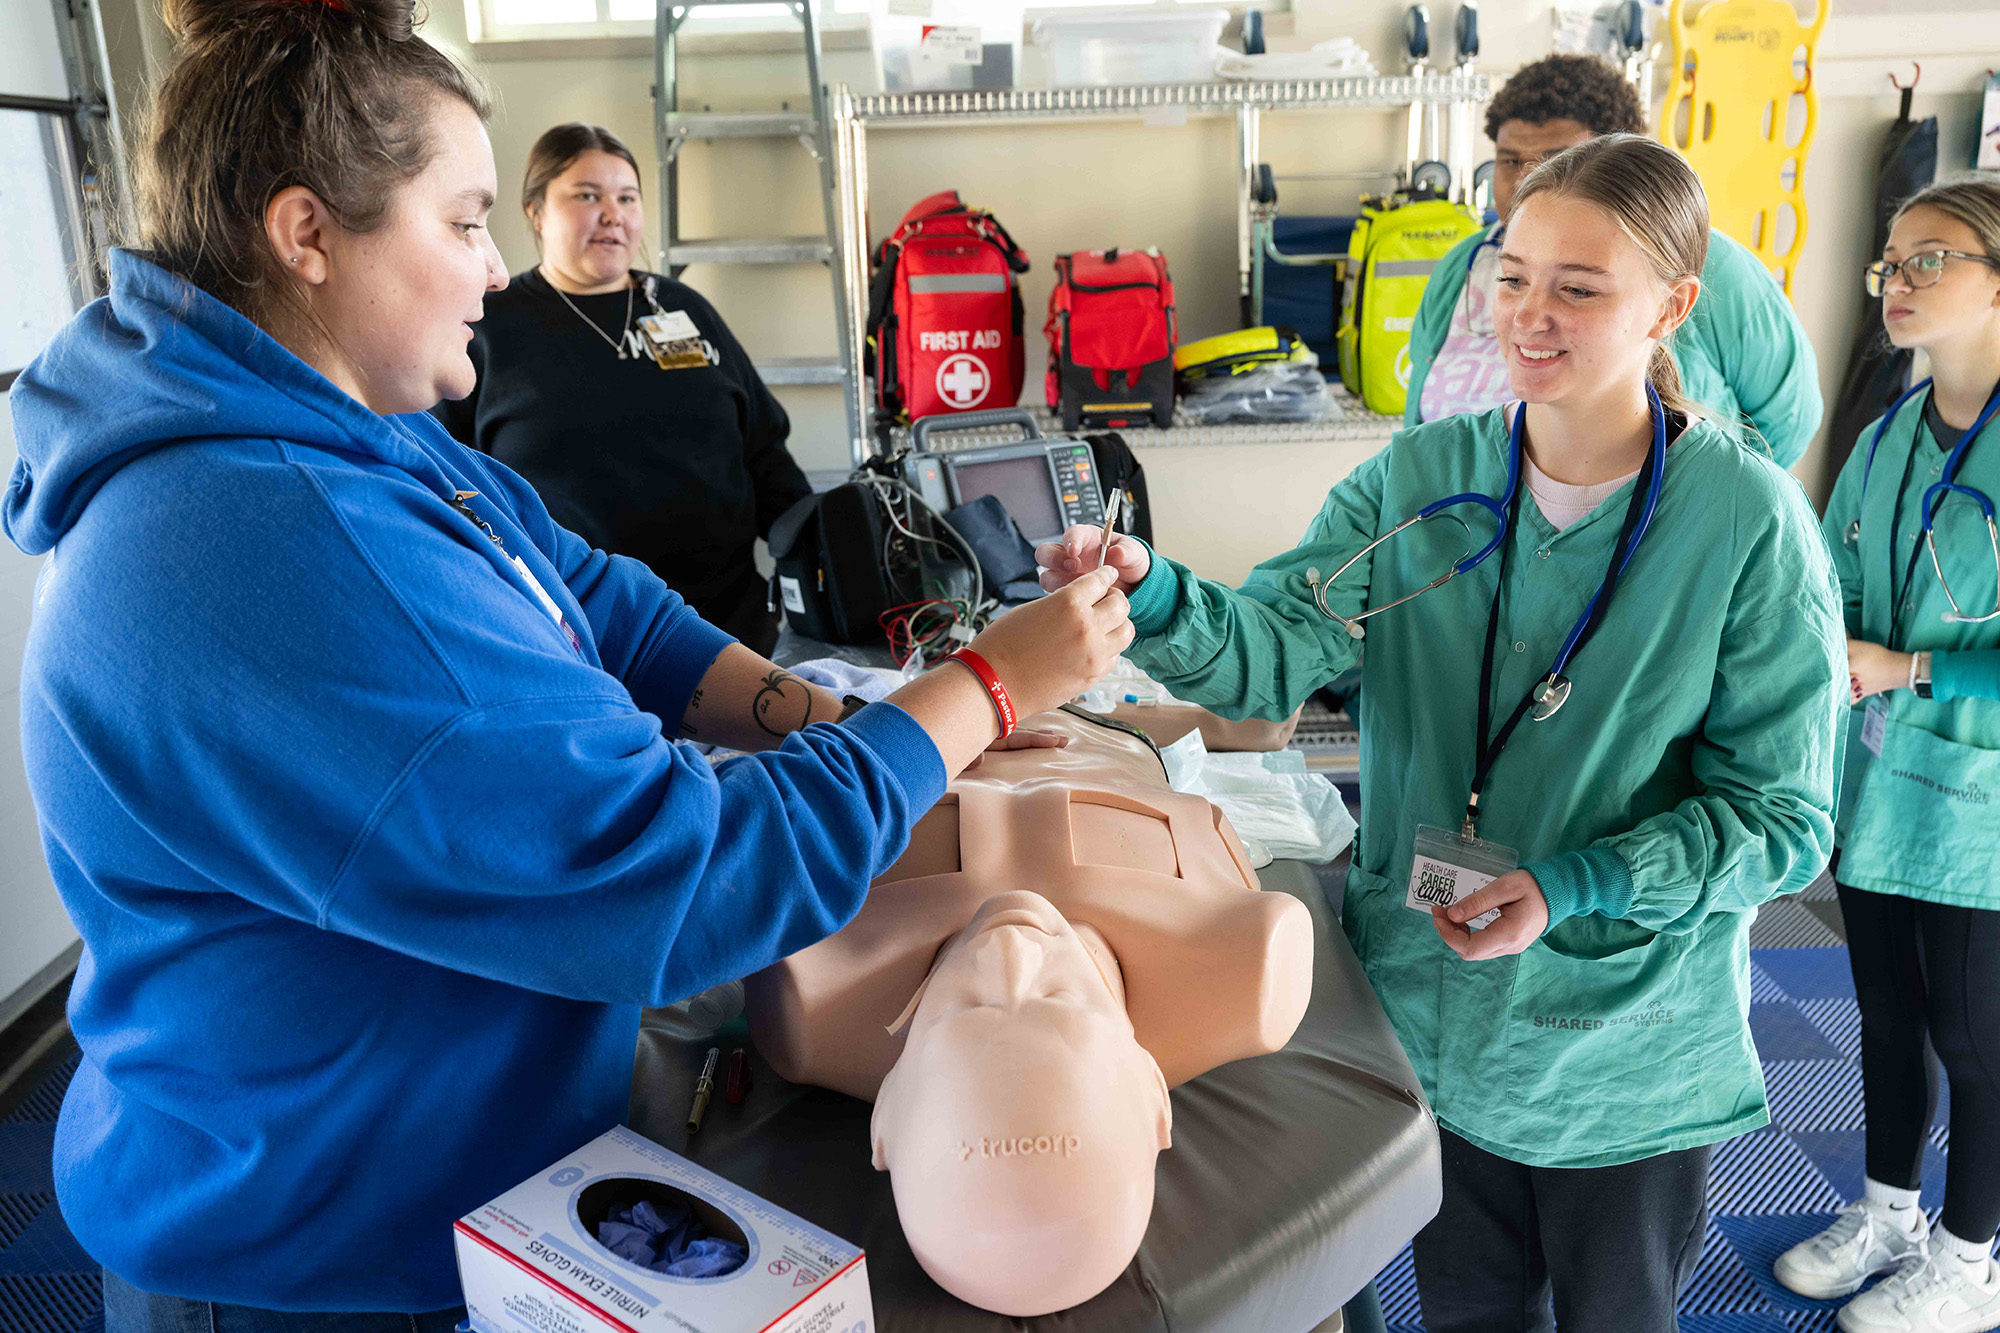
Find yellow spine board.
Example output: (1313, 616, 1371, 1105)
(1658, 0, 1827, 297)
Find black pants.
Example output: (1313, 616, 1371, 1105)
(1412, 1128, 1711, 1333)
(1839, 879, 2000, 1242)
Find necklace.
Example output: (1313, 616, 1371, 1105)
(542, 268, 635, 359)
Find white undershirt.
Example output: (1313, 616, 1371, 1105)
(1523, 455, 1641, 532)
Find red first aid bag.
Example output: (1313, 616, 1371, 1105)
(1044, 247, 1177, 431)
(865, 190, 1030, 438)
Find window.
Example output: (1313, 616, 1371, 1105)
(0, 109, 91, 388)
(468, 0, 1278, 47)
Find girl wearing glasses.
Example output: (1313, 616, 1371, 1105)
(1777, 176, 2000, 1333)
(1038, 133, 1847, 1333)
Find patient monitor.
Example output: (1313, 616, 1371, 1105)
(745, 707, 1314, 1316)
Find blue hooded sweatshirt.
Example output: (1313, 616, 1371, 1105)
(5, 251, 946, 1309)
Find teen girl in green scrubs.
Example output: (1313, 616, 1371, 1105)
(1040, 134, 1847, 1333)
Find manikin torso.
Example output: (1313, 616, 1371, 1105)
(745, 707, 1315, 1316)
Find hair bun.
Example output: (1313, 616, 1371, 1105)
(162, 0, 417, 45)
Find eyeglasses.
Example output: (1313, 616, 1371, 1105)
(1864, 249, 2000, 297)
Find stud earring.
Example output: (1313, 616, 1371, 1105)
(289, 256, 299, 264)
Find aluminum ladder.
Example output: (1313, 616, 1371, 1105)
(653, 0, 858, 442)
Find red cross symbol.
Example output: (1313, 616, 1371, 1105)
(936, 353, 990, 409)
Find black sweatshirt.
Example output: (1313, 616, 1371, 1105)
(435, 268, 812, 625)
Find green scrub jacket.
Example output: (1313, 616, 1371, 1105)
(1824, 391, 2000, 909)
(1124, 408, 1846, 1167)
(1403, 225, 1824, 469)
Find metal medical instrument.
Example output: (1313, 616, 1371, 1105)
(1095, 485, 1125, 571)
(1305, 492, 1507, 641)
(1846, 378, 2000, 625)
(686, 1046, 720, 1135)
(1307, 388, 1668, 722)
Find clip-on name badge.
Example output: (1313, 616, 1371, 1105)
(1406, 824, 1512, 930)
(1862, 697, 1888, 756)
(638, 310, 708, 370)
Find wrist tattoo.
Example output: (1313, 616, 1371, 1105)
(753, 670, 815, 738)
(679, 686, 704, 739)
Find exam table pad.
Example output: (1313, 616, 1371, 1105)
(627, 859, 1442, 1333)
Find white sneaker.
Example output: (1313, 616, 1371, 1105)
(1838, 1251, 2000, 1333)
(1776, 1199, 1930, 1299)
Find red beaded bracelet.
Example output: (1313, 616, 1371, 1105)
(943, 648, 1016, 739)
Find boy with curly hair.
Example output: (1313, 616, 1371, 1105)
(1403, 54, 1823, 467)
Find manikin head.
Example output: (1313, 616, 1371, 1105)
(870, 891, 1172, 1316)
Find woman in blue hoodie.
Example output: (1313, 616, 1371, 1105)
(5, 0, 1132, 1321)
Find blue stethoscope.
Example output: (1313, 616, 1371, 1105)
(1306, 384, 1669, 720)
(1454, 223, 1506, 332)
(1847, 377, 2000, 626)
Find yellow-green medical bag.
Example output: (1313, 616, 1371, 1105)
(1336, 197, 1481, 416)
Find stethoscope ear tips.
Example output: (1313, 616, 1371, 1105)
(1306, 568, 1368, 638)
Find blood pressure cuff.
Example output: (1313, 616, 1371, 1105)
(945, 494, 1040, 596)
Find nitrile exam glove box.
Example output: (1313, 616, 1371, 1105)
(454, 1125, 872, 1333)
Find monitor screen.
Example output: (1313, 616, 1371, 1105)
(950, 453, 1064, 542)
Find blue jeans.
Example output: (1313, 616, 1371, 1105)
(104, 1271, 467, 1333)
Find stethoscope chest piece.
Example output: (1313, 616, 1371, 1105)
(1530, 672, 1572, 722)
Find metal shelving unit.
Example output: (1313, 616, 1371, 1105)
(847, 73, 1488, 123)
(874, 398, 1404, 454)
(827, 72, 1489, 467)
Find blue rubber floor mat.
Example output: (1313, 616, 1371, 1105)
(1367, 895, 1983, 1332)
(0, 1049, 97, 1330)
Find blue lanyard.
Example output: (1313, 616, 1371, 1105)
(1465, 388, 1669, 832)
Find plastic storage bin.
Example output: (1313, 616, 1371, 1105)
(872, 0, 1023, 93)
(1031, 6, 1229, 87)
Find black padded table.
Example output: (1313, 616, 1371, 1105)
(627, 858, 1441, 1333)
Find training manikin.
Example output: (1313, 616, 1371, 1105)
(745, 707, 1315, 1317)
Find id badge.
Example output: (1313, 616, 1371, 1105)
(638, 311, 710, 370)
(510, 555, 581, 655)
(640, 310, 699, 342)
(1862, 697, 1887, 757)
(1407, 823, 1516, 931)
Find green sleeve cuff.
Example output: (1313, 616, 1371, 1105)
(1124, 540, 1183, 638)
(1932, 649, 2000, 703)
(1525, 847, 1634, 931)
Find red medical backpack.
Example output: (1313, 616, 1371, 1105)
(1044, 247, 1177, 431)
(865, 190, 1030, 439)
